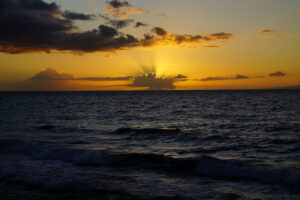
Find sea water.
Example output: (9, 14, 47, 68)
(0, 90, 299, 199)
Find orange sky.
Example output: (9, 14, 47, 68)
(0, 0, 299, 90)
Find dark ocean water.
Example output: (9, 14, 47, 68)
(0, 90, 299, 200)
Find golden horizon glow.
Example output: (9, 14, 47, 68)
(0, 0, 299, 90)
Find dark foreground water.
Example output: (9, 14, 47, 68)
(0, 90, 299, 200)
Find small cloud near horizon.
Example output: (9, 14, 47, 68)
(200, 74, 249, 81)
(9, 68, 187, 91)
(128, 66, 188, 90)
(269, 71, 285, 77)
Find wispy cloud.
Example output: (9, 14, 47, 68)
(157, 13, 168, 18)
(199, 71, 286, 82)
(141, 27, 233, 47)
(200, 74, 249, 81)
(257, 29, 282, 39)
(203, 45, 220, 48)
(62, 11, 96, 21)
(259, 29, 278, 34)
(99, 14, 134, 29)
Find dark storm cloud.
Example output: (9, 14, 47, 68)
(0, 0, 233, 54)
(200, 74, 249, 81)
(269, 71, 285, 77)
(62, 11, 96, 21)
(135, 22, 147, 28)
(0, 0, 140, 53)
(0, 0, 60, 12)
(100, 14, 133, 29)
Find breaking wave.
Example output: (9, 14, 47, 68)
(1, 138, 299, 187)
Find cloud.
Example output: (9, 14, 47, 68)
(107, 0, 131, 9)
(157, 13, 168, 18)
(203, 45, 220, 48)
(29, 68, 132, 81)
(174, 74, 188, 80)
(141, 27, 233, 47)
(128, 67, 188, 90)
(200, 74, 249, 81)
(135, 22, 147, 28)
(29, 68, 74, 80)
(234, 74, 249, 79)
(152, 27, 168, 36)
(258, 29, 284, 39)
(0, 0, 139, 53)
(199, 72, 286, 81)
(259, 29, 277, 34)
(8, 68, 135, 91)
(0, 0, 233, 54)
(100, 14, 133, 29)
(9, 68, 187, 91)
(62, 11, 96, 21)
(78, 77, 132, 81)
(129, 73, 176, 90)
(105, 0, 145, 19)
(11, 68, 76, 91)
(269, 71, 285, 77)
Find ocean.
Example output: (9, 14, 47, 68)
(0, 90, 299, 200)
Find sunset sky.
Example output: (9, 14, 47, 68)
(0, 0, 299, 90)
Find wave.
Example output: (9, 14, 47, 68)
(1, 138, 299, 187)
(113, 127, 181, 135)
(195, 156, 300, 186)
(0, 139, 113, 166)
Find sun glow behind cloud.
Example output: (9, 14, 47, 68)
(0, 0, 299, 90)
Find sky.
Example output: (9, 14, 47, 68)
(0, 0, 299, 90)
